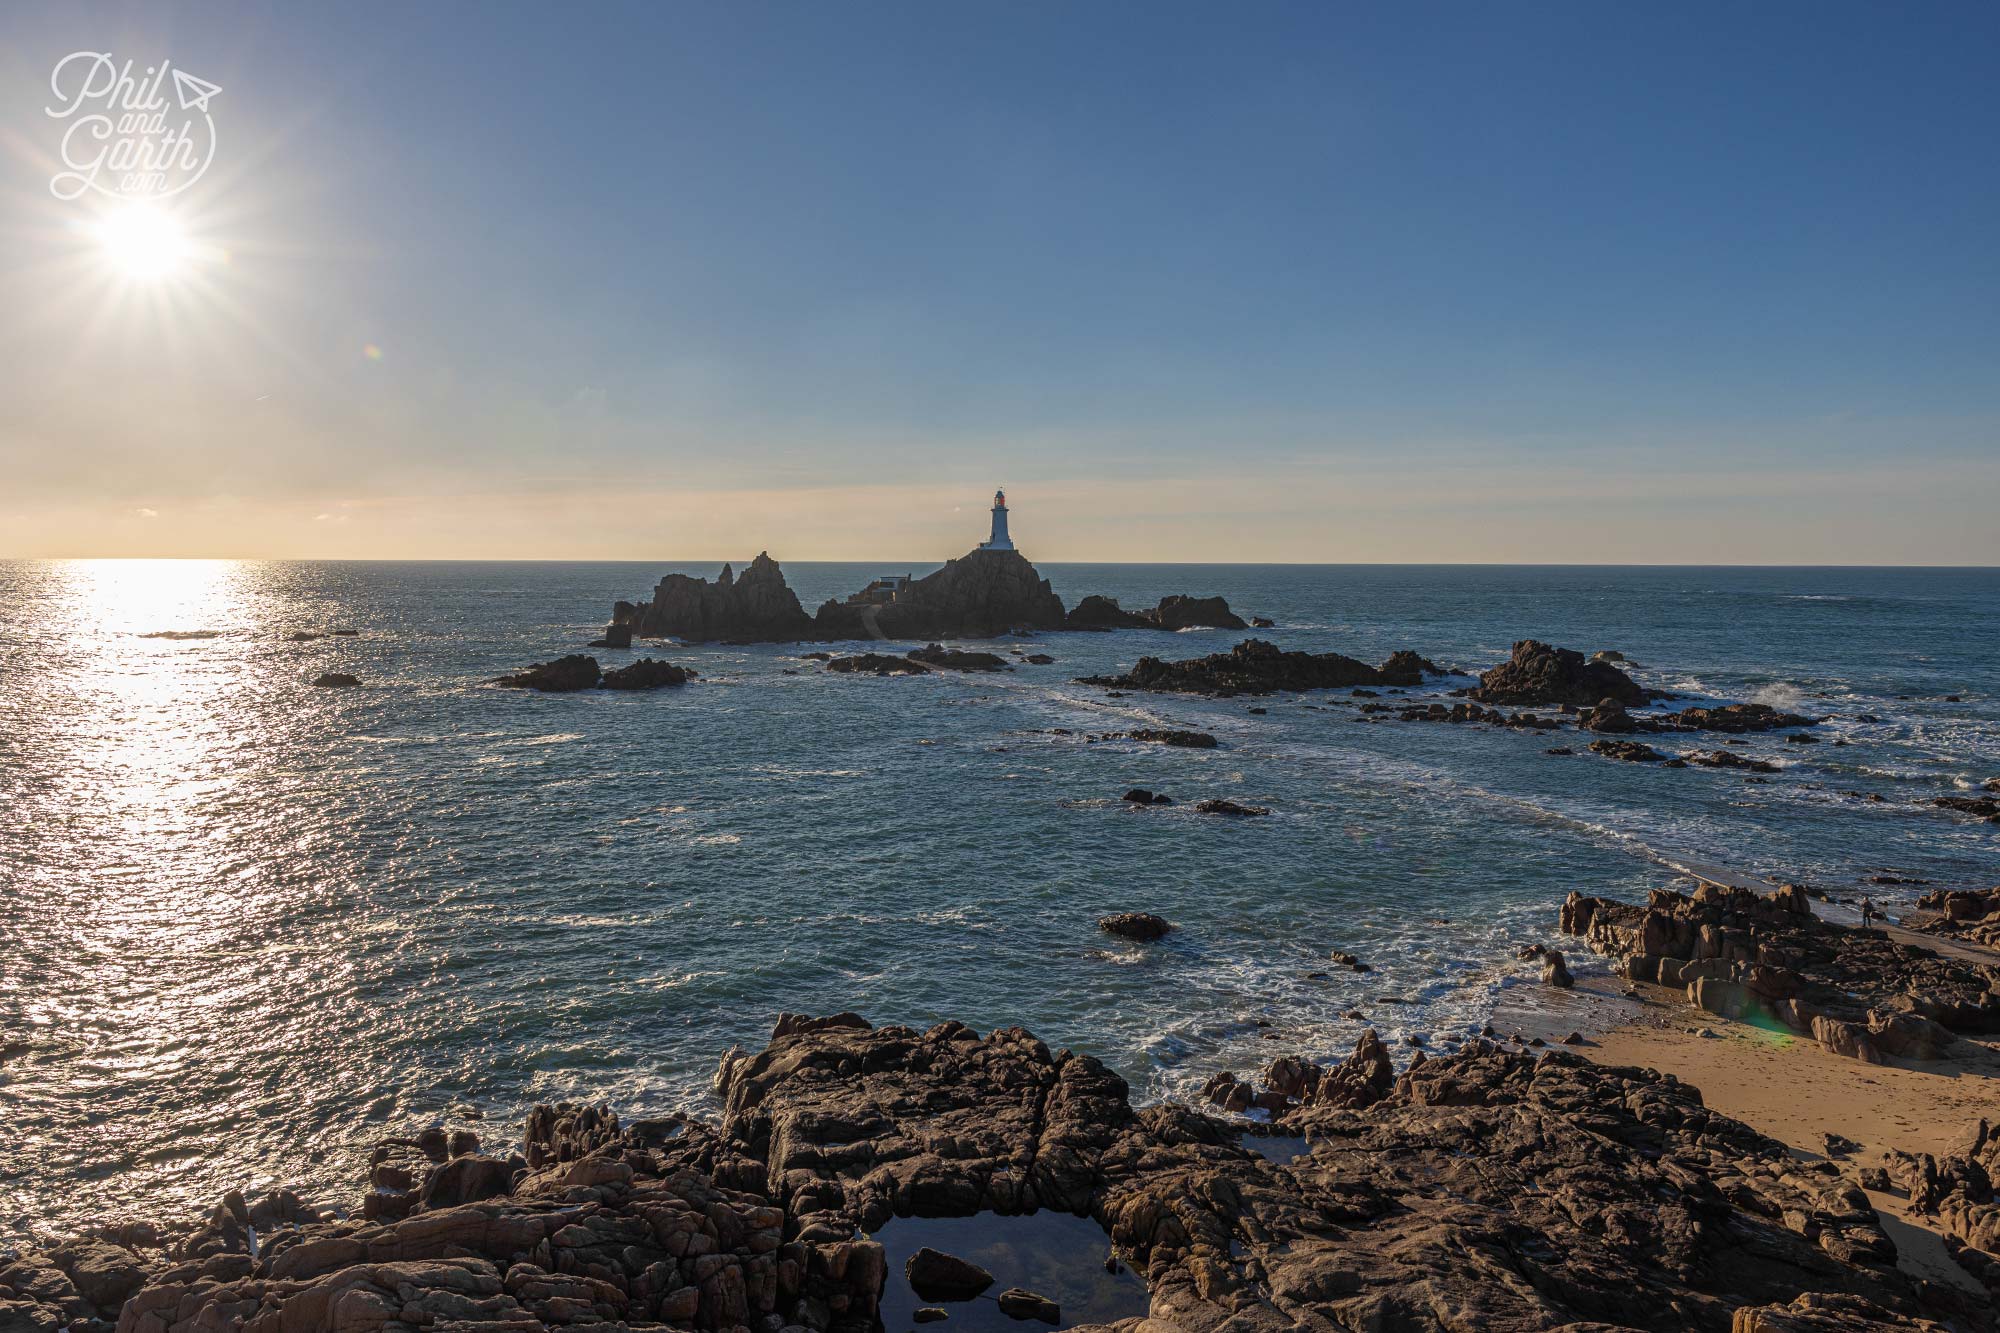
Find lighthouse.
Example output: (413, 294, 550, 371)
(979, 488, 1015, 551)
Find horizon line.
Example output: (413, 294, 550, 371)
(5, 554, 1998, 572)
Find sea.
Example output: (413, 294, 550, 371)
(1, 559, 1995, 1239)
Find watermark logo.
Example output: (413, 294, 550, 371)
(45, 52, 221, 202)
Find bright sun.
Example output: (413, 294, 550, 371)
(95, 205, 192, 281)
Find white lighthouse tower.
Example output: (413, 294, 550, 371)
(979, 488, 1015, 551)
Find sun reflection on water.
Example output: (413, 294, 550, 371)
(3, 559, 367, 1235)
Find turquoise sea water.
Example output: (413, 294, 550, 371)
(1, 559, 1995, 1237)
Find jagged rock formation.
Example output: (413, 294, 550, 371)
(710, 1017, 1966, 1331)
(1907, 886, 2000, 947)
(1473, 639, 1651, 707)
(813, 550, 1066, 641)
(1561, 882, 2000, 1062)
(1884, 1118, 2000, 1304)
(1064, 595, 1246, 632)
(607, 550, 1251, 644)
(1078, 639, 1440, 697)
(616, 553, 816, 643)
(15, 1014, 1988, 1333)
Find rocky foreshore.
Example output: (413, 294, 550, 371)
(15, 984, 2000, 1333)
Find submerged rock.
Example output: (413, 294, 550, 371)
(1194, 798, 1269, 817)
(1686, 748, 1781, 773)
(995, 1287, 1060, 1322)
(1117, 728, 1218, 749)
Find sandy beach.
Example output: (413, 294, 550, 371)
(1568, 934, 2000, 1298)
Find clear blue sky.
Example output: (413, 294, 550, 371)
(2, 2, 1995, 561)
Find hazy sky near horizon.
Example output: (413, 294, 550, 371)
(2, 2, 1996, 563)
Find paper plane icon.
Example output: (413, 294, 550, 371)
(172, 68, 222, 113)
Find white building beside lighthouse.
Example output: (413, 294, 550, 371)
(978, 488, 1014, 551)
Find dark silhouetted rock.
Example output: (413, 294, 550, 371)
(600, 658, 692, 690)
(826, 653, 932, 676)
(618, 552, 815, 642)
(311, 673, 360, 688)
(588, 622, 633, 649)
(907, 644, 1009, 671)
(1589, 739, 1670, 763)
(1065, 594, 1246, 631)
(1121, 789, 1173, 805)
(1119, 728, 1217, 748)
(1194, 798, 1269, 817)
(1080, 639, 1438, 697)
(1935, 796, 2000, 820)
(905, 1247, 994, 1301)
(1100, 912, 1175, 940)
(817, 549, 1066, 640)
(1687, 749, 1781, 773)
(1474, 639, 1649, 707)
(493, 655, 600, 692)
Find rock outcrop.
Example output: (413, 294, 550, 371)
(616, 553, 816, 643)
(1560, 882, 2000, 1062)
(813, 550, 1066, 641)
(492, 655, 603, 692)
(824, 654, 931, 676)
(1883, 1117, 2000, 1306)
(1079, 639, 1440, 697)
(1907, 885, 2000, 948)
(1473, 639, 1650, 707)
(1064, 595, 1246, 632)
(28, 1014, 1989, 1333)
(709, 1017, 1965, 1332)
(1099, 913, 1175, 941)
(493, 657, 694, 692)
(905, 645, 1008, 672)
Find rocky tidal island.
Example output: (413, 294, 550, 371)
(602, 493, 1250, 645)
